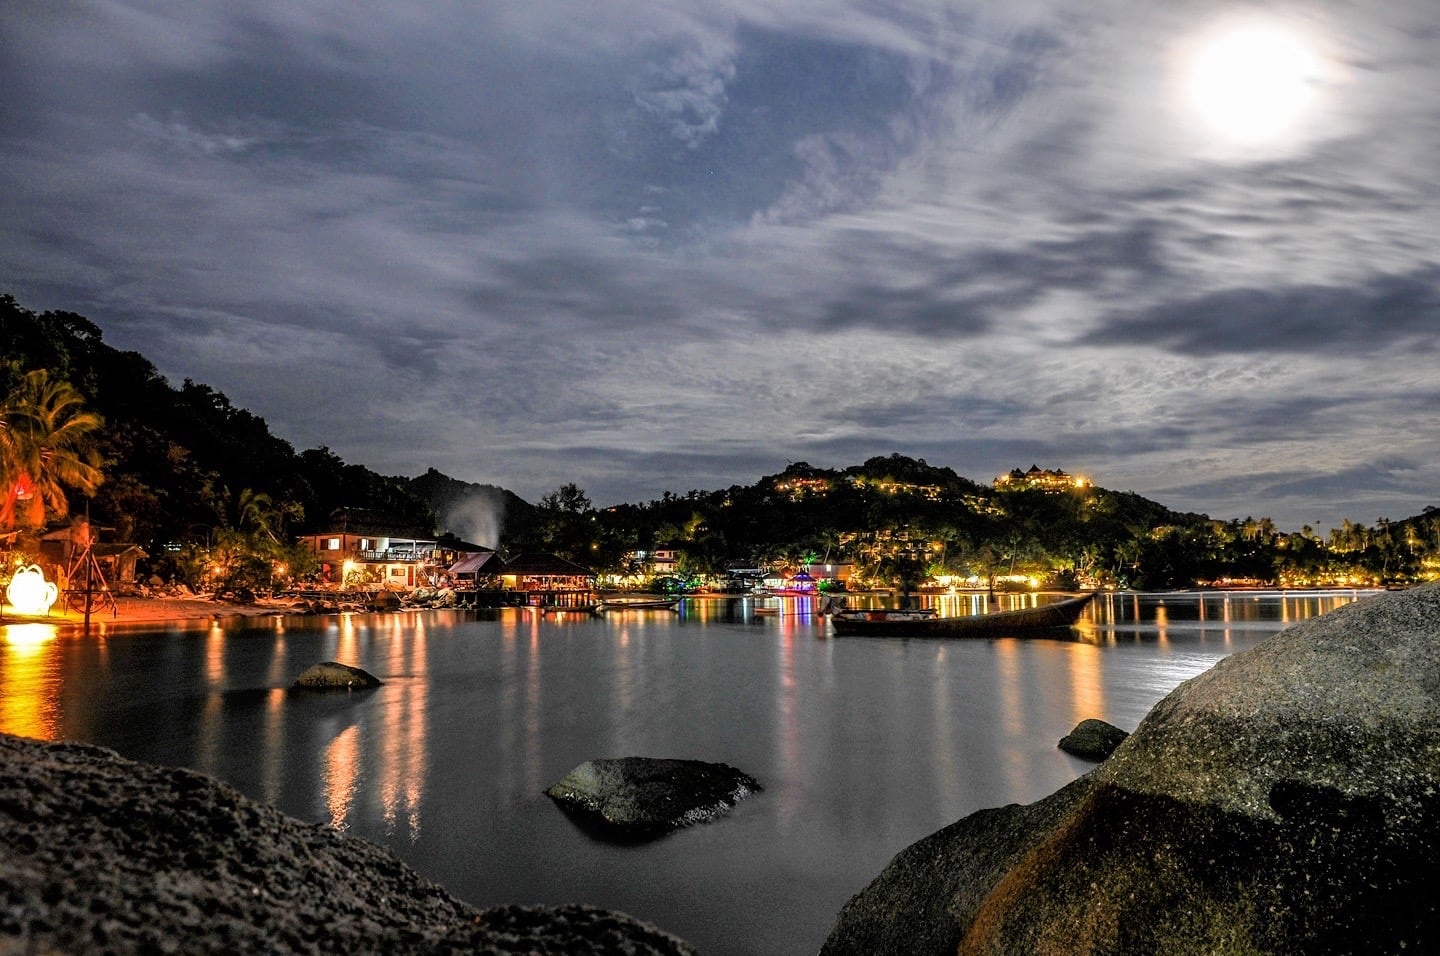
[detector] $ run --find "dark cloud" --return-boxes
[1088,267,1440,355]
[818,222,1167,336]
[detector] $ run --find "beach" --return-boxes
[1,594,296,630]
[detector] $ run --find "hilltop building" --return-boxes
[994,465,1091,493]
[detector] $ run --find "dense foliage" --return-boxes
[4,292,1437,591]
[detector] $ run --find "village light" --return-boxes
[6,564,59,616]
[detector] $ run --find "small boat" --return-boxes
[829,606,939,624]
[538,603,602,615]
[829,593,1095,637]
[597,597,681,612]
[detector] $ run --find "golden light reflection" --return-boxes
[1066,643,1106,725]
[324,723,362,830]
[261,687,286,806]
[378,621,428,842]
[0,625,62,740]
[204,623,226,687]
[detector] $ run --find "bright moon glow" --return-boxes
[1185,19,1320,145]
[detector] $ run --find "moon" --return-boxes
[1183,18,1322,146]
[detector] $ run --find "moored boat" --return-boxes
[829,607,938,624]
[537,603,602,615]
[597,597,682,612]
[829,593,1095,637]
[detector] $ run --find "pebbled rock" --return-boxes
[1057,718,1129,761]
[546,757,761,835]
[293,661,382,689]
[0,733,694,955]
[823,584,1440,955]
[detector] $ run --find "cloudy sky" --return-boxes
[3,1,1437,531]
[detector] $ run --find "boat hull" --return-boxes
[829,593,1095,637]
[597,598,681,612]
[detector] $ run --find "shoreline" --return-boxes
[0,595,300,632]
[1,585,1390,634]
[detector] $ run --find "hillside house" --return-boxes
[296,509,441,589]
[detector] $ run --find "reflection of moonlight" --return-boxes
[1184,18,1321,145]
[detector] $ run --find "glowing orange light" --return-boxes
[6,565,58,616]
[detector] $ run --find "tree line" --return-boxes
[3,293,1436,594]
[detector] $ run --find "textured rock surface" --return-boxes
[293,660,383,689]
[0,733,695,954]
[1057,718,1129,761]
[546,757,761,834]
[824,584,1440,955]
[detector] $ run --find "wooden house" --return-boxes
[500,553,596,594]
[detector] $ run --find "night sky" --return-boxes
[3,2,1437,530]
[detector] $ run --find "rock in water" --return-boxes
[0,733,695,954]
[546,757,761,835]
[823,584,1440,955]
[1057,718,1129,760]
[293,661,382,689]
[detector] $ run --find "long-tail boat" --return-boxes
[597,597,682,612]
[829,592,1095,637]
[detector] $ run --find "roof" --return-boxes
[449,552,502,575]
[502,553,595,576]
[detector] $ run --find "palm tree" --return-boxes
[0,369,104,532]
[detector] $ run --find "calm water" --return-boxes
[0,590,1373,954]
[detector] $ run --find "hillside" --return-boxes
[5,292,1435,590]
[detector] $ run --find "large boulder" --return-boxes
[823,584,1440,955]
[0,733,694,954]
[546,757,761,836]
[293,661,382,689]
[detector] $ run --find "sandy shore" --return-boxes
[1,594,301,630]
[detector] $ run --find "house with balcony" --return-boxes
[296,509,441,589]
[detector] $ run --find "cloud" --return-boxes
[631,37,738,151]
[1086,267,1440,355]
[3,0,1440,532]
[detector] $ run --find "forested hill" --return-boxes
[2,294,438,549]
[8,292,1435,589]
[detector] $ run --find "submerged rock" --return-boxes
[0,733,695,954]
[293,661,382,689]
[546,757,761,835]
[1057,718,1129,761]
[824,584,1440,955]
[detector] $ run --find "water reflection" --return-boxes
[1,590,1390,956]
[1067,643,1105,723]
[325,723,362,830]
[378,618,428,841]
[0,624,63,740]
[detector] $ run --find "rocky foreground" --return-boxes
[0,734,694,954]
[823,583,1440,955]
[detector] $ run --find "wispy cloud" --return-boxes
[2,0,1438,528]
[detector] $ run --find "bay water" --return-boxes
[0,590,1372,954]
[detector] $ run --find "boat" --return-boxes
[829,606,938,624]
[597,597,681,612]
[829,593,1095,637]
[537,603,602,616]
